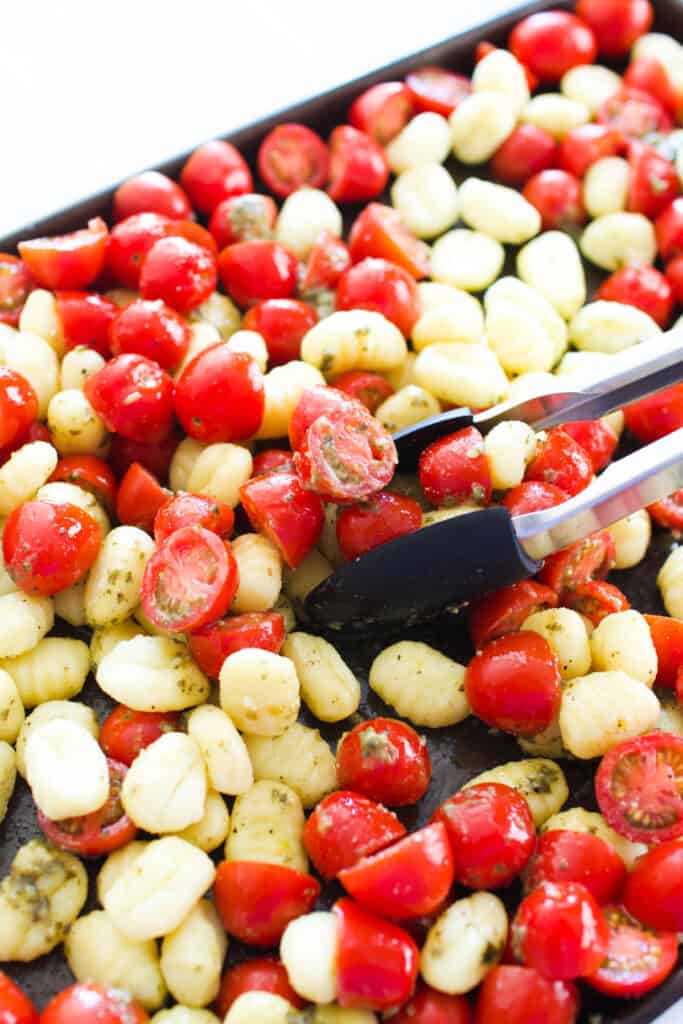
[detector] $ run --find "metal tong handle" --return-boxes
[515,427,683,560]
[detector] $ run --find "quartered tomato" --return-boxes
[648,489,683,533]
[188,612,285,678]
[19,217,108,290]
[644,614,683,687]
[538,530,616,594]
[522,170,586,232]
[348,203,430,280]
[468,579,559,650]
[597,87,672,137]
[180,139,253,214]
[0,253,34,326]
[623,839,683,932]
[139,235,216,314]
[336,718,431,806]
[0,367,38,450]
[523,829,626,904]
[154,492,234,543]
[526,428,594,497]
[55,290,118,357]
[419,426,492,508]
[585,905,677,999]
[208,193,278,249]
[562,580,630,626]
[336,491,422,560]
[404,66,471,116]
[509,11,597,82]
[215,959,305,1018]
[242,298,318,365]
[299,230,352,298]
[327,125,390,204]
[258,123,329,198]
[349,82,414,145]
[336,257,420,336]
[218,239,298,308]
[561,419,618,473]
[288,384,356,451]
[503,480,568,518]
[303,789,406,880]
[37,758,136,857]
[576,0,654,58]
[115,462,169,532]
[113,170,192,221]
[0,972,37,1024]
[109,297,191,370]
[393,983,473,1024]
[332,370,394,413]
[100,706,180,766]
[175,344,264,442]
[214,860,320,946]
[140,525,239,633]
[85,353,175,443]
[240,470,325,568]
[492,125,558,188]
[558,124,624,180]
[475,966,579,1024]
[40,984,148,1024]
[106,212,173,288]
[624,382,683,442]
[3,500,100,596]
[511,881,608,980]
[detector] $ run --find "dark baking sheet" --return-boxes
[2,1,683,1020]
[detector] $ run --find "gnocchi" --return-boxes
[282,631,360,722]
[459,178,541,245]
[85,526,155,627]
[1,636,90,708]
[369,640,469,728]
[463,759,568,826]
[245,722,337,808]
[219,648,300,736]
[430,229,505,292]
[590,610,658,688]
[121,732,207,833]
[224,779,307,872]
[160,899,227,1007]
[421,892,508,994]
[559,671,660,759]
[390,164,459,239]
[97,635,210,711]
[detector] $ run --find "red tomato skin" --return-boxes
[303,789,406,880]
[218,239,298,308]
[523,830,626,904]
[558,125,624,180]
[525,428,594,497]
[0,254,35,325]
[56,291,118,358]
[419,426,492,508]
[468,579,559,651]
[623,840,683,932]
[561,419,619,473]
[465,631,561,737]
[242,298,318,365]
[106,212,173,288]
[0,971,38,1024]
[522,170,585,231]
[336,718,431,807]
[627,143,680,221]
[85,353,175,444]
[585,904,678,999]
[537,530,616,594]
[339,822,455,919]
[175,345,264,442]
[180,140,253,214]
[100,706,180,766]
[404,67,472,117]
[336,491,422,560]
[113,171,192,221]
[328,125,390,203]
[139,236,216,314]
[240,470,325,568]
[109,298,191,370]
[576,0,653,58]
[648,490,683,533]
[332,371,394,414]
[336,258,420,336]
[349,82,414,145]
[300,231,352,299]
[434,783,535,890]
[115,463,169,532]
[50,455,117,512]
[288,385,356,451]
[257,123,329,198]
[597,87,672,137]
[511,881,608,980]
[252,449,295,477]
[214,860,320,946]
[0,422,50,467]
[188,612,285,678]
[215,959,305,1018]
[624,382,683,442]
[665,254,683,303]
[503,480,568,518]
[19,217,108,291]
[109,431,180,484]
[392,983,473,1024]
[154,492,234,543]
[562,580,630,627]
[348,203,430,280]
[491,125,559,187]
[334,898,419,1012]
[597,266,673,330]
[509,12,597,82]
[645,614,683,687]
[3,500,100,596]
[0,367,38,450]
[208,193,278,249]
[40,983,148,1024]
[625,55,680,116]
[474,966,579,1024]
[657,198,683,261]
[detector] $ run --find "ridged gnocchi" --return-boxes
[559,671,660,759]
[224,780,307,872]
[219,649,300,736]
[97,635,210,711]
[245,722,337,808]
[282,632,360,722]
[369,640,469,728]
[1,637,90,708]
[421,892,507,994]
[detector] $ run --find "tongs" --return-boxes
[305,329,683,630]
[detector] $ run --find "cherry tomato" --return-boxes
[208,193,278,249]
[665,253,683,303]
[215,959,305,1018]
[175,345,264,443]
[560,419,618,473]
[334,898,419,1011]
[624,382,683,442]
[336,491,422,560]
[656,198,683,261]
[336,718,431,807]
[576,0,653,58]
[623,839,683,932]
[648,489,683,533]
[49,455,116,512]
[585,904,677,999]
[0,367,38,450]
[419,426,492,508]
[56,291,118,357]
[627,142,680,221]
[188,611,285,678]
[525,428,594,497]
[598,265,673,330]
[106,212,173,288]
[0,972,37,1024]
[538,530,616,594]
[524,829,626,904]
[339,822,454,919]
[100,705,180,766]
[40,984,148,1024]
[348,203,430,280]
[393,983,472,1024]
[0,421,50,469]
[474,966,579,1024]
[434,782,535,889]
[349,82,414,145]
[3,500,100,596]
[258,123,329,198]
[218,239,298,308]
[164,218,217,256]
[624,56,680,118]
[139,236,216,314]
[522,170,585,232]
[596,731,683,845]
[115,463,169,532]
[85,353,175,443]
[503,480,568,518]
[491,125,558,187]
[644,614,683,687]
[180,139,253,214]
[109,297,191,370]
[240,470,325,568]
[562,579,630,626]
[18,217,108,290]
[509,12,597,83]
[476,41,539,91]
[214,860,320,946]
[597,87,672,137]
[404,66,471,116]
[332,370,394,413]
[288,384,356,451]
[109,430,180,483]
[0,254,34,326]
[242,298,318,365]
[252,449,295,477]
[511,881,608,980]
[558,124,624,180]
[141,525,239,633]
[154,492,234,543]
[299,230,352,298]
[336,257,420,336]
[113,170,192,221]
[303,789,406,880]
[468,580,559,650]
[294,404,397,503]
[327,125,390,203]
[465,631,561,736]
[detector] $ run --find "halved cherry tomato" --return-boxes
[561,419,619,473]
[585,904,677,999]
[37,758,136,857]
[511,881,608,980]
[348,203,430,280]
[175,344,264,442]
[214,860,320,946]
[334,898,419,1011]
[393,983,473,1024]
[41,984,148,1024]
[109,297,191,370]
[106,212,173,288]
[656,197,683,261]
[240,470,325,568]
[113,170,192,221]
[468,580,559,650]
[503,480,568,518]
[648,489,683,533]
[538,530,616,594]
[623,839,683,931]
[558,124,624,180]
[0,253,34,326]
[139,236,216,314]
[215,959,305,1018]
[3,500,100,596]
[299,230,352,298]
[85,353,175,443]
[627,142,680,221]
[19,217,108,290]
[327,125,389,203]
[332,370,394,413]
[251,449,295,477]
[523,829,626,904]
[0,971,38,1024]
[525,428,593,497]
[180,140,253,214]
[100,706,180,766]
[242,298,318,365]
[303,789,406,880]
[596,732,683,844]
[404,66,471,116]
[644,614,683,687]
[208,193,277,249]
[336,718,430,807]
[109,430,180,484]
[419,426,492,508]
[188,611,285,678]
[509,11,597,83]
[154,492,234,543]
[0,367,38,450]
[349,82,414,145]
[576,0,654,58]
[562,579,630,626]
[140,525,239,633]
[258,123,329,198]
[522,170,585,232]
[56,291,118,357]
[336,491,422,560]
[218,239,298,308]
[596,265,673,330]
[434,782,535,890]
[491,125,558,188]
[288,385,356,451]
[474,966,579,1024]
[624,382,683,442]
[115,463,169,532]
[336,257,419,336]
[597,87,672,137]
[476,41,539,91]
